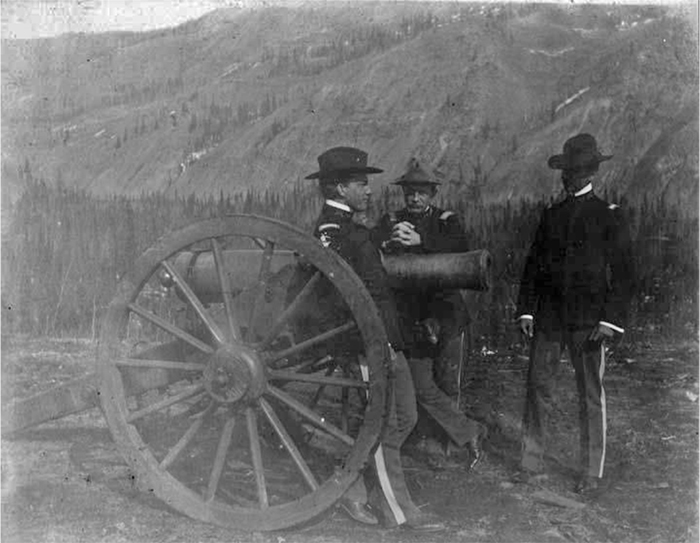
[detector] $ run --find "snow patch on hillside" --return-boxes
[555,87,590,113]
[528,47,574,57]
[179,147,213,175]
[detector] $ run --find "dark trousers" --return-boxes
[346,350,422,526]
[521,329,607,479]
[408,356,480,447]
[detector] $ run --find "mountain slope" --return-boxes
[2,2,697,213]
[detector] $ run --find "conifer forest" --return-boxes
[3,172,696,349]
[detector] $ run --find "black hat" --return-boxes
[548,133,613,171]
[305,146,383,180]
[392,158,440,186]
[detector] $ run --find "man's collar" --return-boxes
[574,183,593,197]
[325,199,352,213]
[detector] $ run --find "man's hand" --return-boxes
[519,317,534,338]
[391,221,422,246]
[417,318,440,345]
[589,323,615,342]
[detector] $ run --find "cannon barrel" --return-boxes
[166,249,491,303]
[166,249,297,304]
[382,250,491,291]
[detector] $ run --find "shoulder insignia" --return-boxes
[439,211,455,220]
[317,223,340,248]
[608,203,619,210]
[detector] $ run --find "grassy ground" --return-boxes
[1,334,697,543]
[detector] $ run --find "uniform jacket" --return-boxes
[516,191,634,333]
[313,201,405,350]
[372,206,470,348]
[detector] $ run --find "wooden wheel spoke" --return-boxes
[161,260,227,345]
[128,303,214,355]
[160,403,214,470]
[126,384,205,423]
[308,364,336,411]
[267,369,366,389]
[115,358,205,372]
[266,385,354,447]
[258,271,322,350]
[245,407,269,509]
[274,354,333,372]
[270,322,356,363]
[341,387,350,434]
[211,237,242,342]
[204,416,236,502]
[244,240,275,342]
[259,398,319,491]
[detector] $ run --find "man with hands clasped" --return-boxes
[373,159,485,471]
[377,159,471,255]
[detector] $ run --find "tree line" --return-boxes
[2,178,697,348]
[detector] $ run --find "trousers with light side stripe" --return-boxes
[344,349,422,526]
[521,329,607,479]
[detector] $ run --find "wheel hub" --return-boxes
[203,345,265,403]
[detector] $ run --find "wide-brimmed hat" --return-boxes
[392,158,440,187]
[305,146,383,180]
[547,134,613,171]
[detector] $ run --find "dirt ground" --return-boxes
[1,334,698,543]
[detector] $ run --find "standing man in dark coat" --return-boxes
[515,134,634,494]
[373,159,484,470]
[305,146,445,532]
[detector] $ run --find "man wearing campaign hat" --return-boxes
[375,158,469,255]
[304,146,445,532]
[372,158,485,471]
[515,134,635,494]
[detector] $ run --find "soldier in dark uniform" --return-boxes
[372,158,484,470]
[305,146,445,532]
[515,134,634,494]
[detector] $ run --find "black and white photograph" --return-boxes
[1,1,697,541]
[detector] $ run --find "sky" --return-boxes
[1,0,241,39]
[1,0,692,40]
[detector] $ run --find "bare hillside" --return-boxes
[2,2,697,212]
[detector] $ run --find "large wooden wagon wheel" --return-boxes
[96,215,392,531]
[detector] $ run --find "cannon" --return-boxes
[3,215,491,531]
[163,246,491,302]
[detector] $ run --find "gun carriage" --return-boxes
[3,215,491,531]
